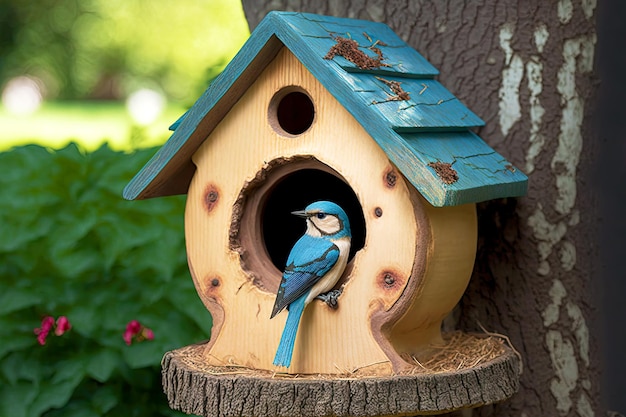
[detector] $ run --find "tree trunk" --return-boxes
[241,1,601,416]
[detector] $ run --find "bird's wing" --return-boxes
[270,235,339,318]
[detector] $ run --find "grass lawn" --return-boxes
[0,101,187,152]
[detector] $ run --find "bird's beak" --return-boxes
[291,210,308,218]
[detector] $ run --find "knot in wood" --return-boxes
[374,207,383,217]
[385,169,397,188]
[211,278,220,287]
[204,185,220,213]
[378,270,401,290]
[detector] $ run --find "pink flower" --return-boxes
[40,316,55,332]
[34,316,56,345]
[123,328,134,346]
[55,316,71,336]
[141,327,154,341]
[36,330,49,346]
[124,320,153,345]
[127,320,141,334]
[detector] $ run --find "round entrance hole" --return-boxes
[269,88,315,136]
[230,158,366,293]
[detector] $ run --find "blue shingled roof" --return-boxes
[124,11,527,206]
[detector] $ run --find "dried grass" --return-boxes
[402,332,508,375]
[172,331,517,381]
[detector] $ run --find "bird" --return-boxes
[270,200,352,368]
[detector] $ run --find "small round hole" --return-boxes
[270,89,315,136]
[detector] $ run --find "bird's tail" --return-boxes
[273,296,306,368]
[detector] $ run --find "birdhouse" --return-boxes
[124,11,527,416]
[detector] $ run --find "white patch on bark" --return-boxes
[553,34,597,215]
[543,280,593,416]
[499,23,515,64]
[543,279,567,326]
[498,24,523,137]
[525,24,550,173]
[581,0,597,20]
[579,34,597,72]
[525,58,545,173]
[534,24,549,53]
[543,283,594,417]
[435,16,447,34]
[546,330,579,414]
[528,205,568,275]
[559,240,577,271]
[542,290,593,416]
[577,392,594,417]
[558,0,574,24]
[567,301,590,366]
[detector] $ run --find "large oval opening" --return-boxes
[230,157,366,293]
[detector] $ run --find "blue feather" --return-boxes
[273,295,306,367]
[271,237,339,318]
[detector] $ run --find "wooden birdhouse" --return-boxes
[124,11,527,416]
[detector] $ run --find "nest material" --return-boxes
[428,161,459,184]
[324,36,389,70]
[172,332,513,380]
[403,331,509,374]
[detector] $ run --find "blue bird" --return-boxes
[271,200,352,368]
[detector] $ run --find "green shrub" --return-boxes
[0,143,211,417]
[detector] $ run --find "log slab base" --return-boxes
[161,337,520,417]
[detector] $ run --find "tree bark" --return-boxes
[162,342,520,417]
[241,1,601,416]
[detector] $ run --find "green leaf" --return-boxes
[45,400,100,417]
[0,381,37,417]
[91,384,119,414]
[165,280,213,335]
[0,319,35,360]
[122,340,164,369]
[0,288,42,315]
[1,351,41,384]
[65,304,98,338]
[51,358,86,385]
[30,373,84,417]
[86,349,120,383]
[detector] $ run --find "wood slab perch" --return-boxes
[162,333,521,417]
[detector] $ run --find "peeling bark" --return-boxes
[240,2,601,416]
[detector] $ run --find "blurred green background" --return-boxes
[0,0,249,151]
[0,1,249,416]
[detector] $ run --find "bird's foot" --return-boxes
[316,289,342,309]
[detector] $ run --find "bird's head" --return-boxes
[292,200,351,239]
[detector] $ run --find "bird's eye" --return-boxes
[316,212,326,219]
